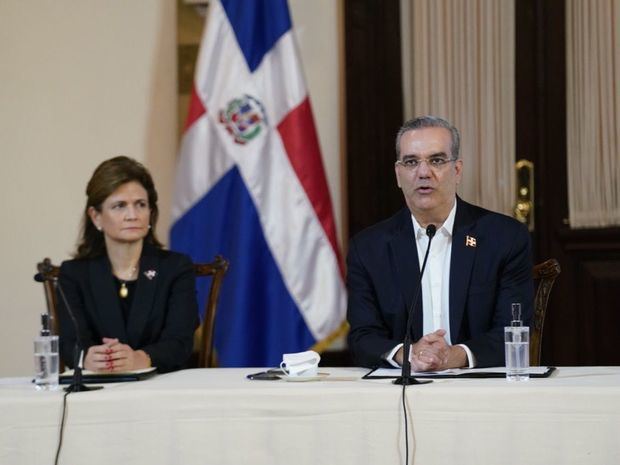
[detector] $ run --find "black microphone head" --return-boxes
[34,272,57,283]
[426,224,437,238]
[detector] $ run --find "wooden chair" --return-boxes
[530,258,561,366]
[36,258,61,335]
[193,255,229,368]
[36,255,230,369]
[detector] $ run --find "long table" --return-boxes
[1,367,619,465]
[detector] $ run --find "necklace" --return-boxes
[119,281,130,299]
[118,265,137,299]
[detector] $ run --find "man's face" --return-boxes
[394,127,462,225]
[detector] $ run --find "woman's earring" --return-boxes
[148,224,152,229]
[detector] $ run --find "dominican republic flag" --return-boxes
[170,0,346,367]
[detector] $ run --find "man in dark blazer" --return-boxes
[347,116,533,370]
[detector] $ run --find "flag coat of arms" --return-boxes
[170,0,346,366]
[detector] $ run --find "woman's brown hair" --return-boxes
[75,156,163,259]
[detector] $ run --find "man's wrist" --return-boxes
[455,344,475,368]
[449,345,467,368]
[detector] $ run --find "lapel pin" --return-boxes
[465,235,477,247]
[144,270,157,280]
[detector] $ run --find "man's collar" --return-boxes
[411,200,457,238]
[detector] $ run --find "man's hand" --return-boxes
[394,329,468,372]
[410,329,448,371]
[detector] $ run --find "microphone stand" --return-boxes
[34,267,102,392]
[53,279,102,392]
[393,224,436,386]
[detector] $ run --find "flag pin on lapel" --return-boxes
[144,270,157,280]
[465,235,477,247]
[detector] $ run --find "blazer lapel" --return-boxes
[125,247,159,348]
[88,257,128,343]
[389,210,423,341]
[449,198,477,343]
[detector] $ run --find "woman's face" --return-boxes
[89,181,151,246]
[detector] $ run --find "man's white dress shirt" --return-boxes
[386,201,475,368]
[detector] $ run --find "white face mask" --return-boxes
[280,350,321,377]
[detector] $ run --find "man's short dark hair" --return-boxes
[395,115,461,159]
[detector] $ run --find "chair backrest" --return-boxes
[193,255,229,368]
[530,258,561,366]
[36,255,230,369]
[36,258,61,335]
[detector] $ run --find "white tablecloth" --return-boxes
[1,367,619,465]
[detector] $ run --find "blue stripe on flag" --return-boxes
[170,167,316,367]
[221,0,292,72]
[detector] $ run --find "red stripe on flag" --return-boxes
[183,84,207,132]
[277,98,344,277]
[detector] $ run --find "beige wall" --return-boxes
[0,1,342,375]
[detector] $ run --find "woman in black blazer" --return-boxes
[58,156,198,373]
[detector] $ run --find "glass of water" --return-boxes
[504,325,529,382]
[34,335,59,390]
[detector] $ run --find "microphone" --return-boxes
[393,223,437,386]
[34,269,102,392]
